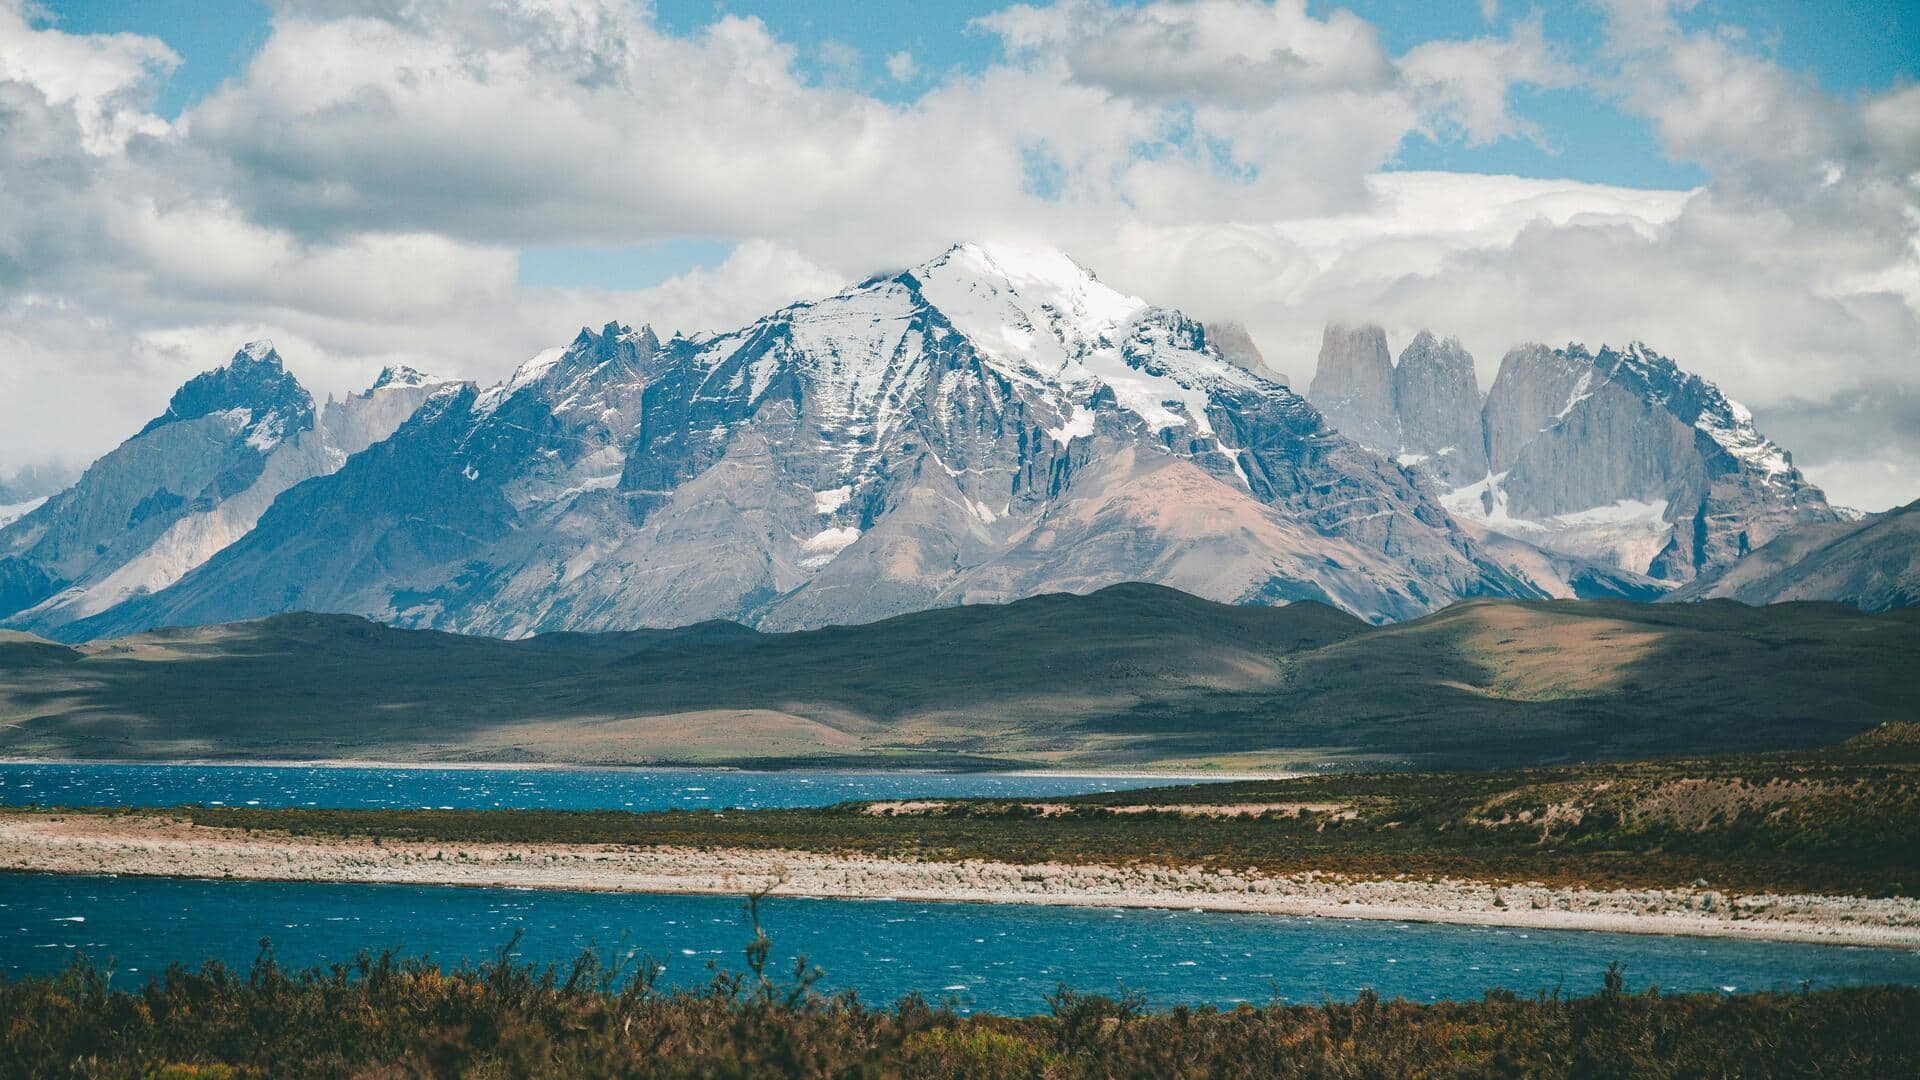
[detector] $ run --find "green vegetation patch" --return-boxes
[2,943,1916,1078]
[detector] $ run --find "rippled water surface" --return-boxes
[5,875,1918,1013]
[0,762,1181,811]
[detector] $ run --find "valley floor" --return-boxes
[4,812,1915,948]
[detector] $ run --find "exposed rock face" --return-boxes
[0,344,445,634]
[1204,321,1288,385]
[1304,325,1487,489]
[1667,499,1918,611]
[61,244,1548,641]
[1307,324,1399,452]
[1481,343,1596,476]
[1448,342,1836,582]
[1299,326,1839,586]
[1392,331,1485,488]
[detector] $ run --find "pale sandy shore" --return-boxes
[4,814,1915,949]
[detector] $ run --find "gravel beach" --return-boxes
[4,813,1914,948]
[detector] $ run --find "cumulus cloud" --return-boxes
[981,0,1394,105]
[0,0,1914,510]
[0,2,175,152]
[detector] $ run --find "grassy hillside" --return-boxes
[0,584,1914,770]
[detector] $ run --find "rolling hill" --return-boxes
[1,584,1913,770]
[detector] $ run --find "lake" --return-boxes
[0,762,1184,811]
[5,874,1918,1013]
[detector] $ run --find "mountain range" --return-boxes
[0,242,1905,642]
[0,347,444,634]
[1307,326,1839,584]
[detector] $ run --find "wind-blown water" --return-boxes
[4,875,1918,1013]
[0,763,1181,812]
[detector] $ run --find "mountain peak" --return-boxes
[1588,340,1802,483]
[369,364,440,391]
[473,320,662,419]
[1308,323,1398,452]
[929,240,1102,285]
[908,241,1147,366]
[236,339,280,365]
[136,343,315,442]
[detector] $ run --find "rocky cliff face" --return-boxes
[1303,326,1838,586]
[1204,321,1288,385]
[1448,342,1836,582]
[1391,331,1485,488]
[1306,324,1399,452]
[1665,499,1917,611]
[0,345,445,634]
[61,243,1548,641]
[1481,343,1595,477]
[1304,326,1486,489]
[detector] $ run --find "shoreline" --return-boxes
[4,813,1914,950]
[0,757,1277,781]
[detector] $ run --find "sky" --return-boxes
[1,0,1916,510]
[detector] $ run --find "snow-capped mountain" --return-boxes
[1463,341,1835,582]
[55,243,1556,641]
[0,344,447,634]
[1307,327,1836,584]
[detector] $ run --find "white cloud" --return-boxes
[1400,16,1571,145]
[0,0,1913,513]
[981,0,1394,105]
[0,1,175,152]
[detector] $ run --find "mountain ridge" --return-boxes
[42,243,1553,641]
[0,343,449,636]
[5,242,1888,643]
[1668,500,1919,611]
[1307,327,1838,584]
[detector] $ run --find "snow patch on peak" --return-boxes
[1695,395,1793,479]
[913,241,1254,446]
[473,347,567,417]
[916,241,1145,370]
[1596,341,1797,482]
[803,525,861,552]
[0,497,46,529]
[1047,406,1096,445]
[238,340,277,363]
[511,346,567,387]
[244,418,284,453]
[370,364,440,391]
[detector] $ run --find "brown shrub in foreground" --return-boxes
[2,936,1916,1079]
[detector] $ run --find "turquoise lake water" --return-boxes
[4,762,1916,1012]
[5,874,1919,1013]
[0,762,1179,811]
